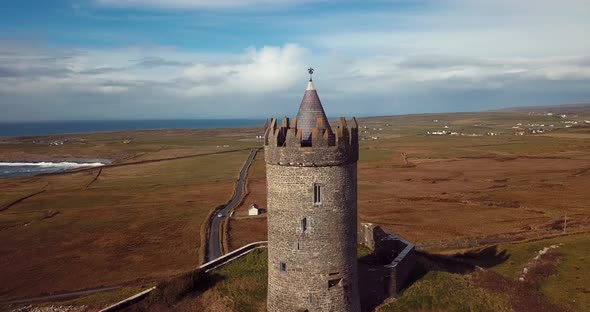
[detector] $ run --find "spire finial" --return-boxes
[308,67,314,81]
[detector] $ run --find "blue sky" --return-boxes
[0,0,589,121]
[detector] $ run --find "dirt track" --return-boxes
[0,190,46,212]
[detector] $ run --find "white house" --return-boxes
[248,204,261,216]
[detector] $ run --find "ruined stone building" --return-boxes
[264,74,360,312]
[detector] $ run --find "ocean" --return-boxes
[0,119,267,137]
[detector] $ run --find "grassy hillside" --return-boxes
[378,271,511,312]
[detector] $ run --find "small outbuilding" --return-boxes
[248,204,262,216]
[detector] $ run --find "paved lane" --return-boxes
[206,148,259,261]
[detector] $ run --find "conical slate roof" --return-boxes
[296,80,333,144]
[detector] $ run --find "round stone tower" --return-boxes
[264,75,360,312]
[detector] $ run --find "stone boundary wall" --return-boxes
[99,241,268,312]
[360,223,416,296]
[0,190,46,212]
[201,240,267,273]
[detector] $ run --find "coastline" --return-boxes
[0,119,267,138]
[0,152,113,164]
[0,160,109,178]
[0,126,266,178]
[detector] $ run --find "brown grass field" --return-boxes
[0,128,263,306]
[229,111,590,248]
[1,109,590,311]
[227,217,268,252]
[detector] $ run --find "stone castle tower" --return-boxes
[264,73,360,312]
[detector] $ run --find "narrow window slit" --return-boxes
[328,278,342,288]
[313,184,321,204]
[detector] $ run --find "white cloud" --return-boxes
[0,43,310,98]
[182,44,309,95]
[1,41,589,116]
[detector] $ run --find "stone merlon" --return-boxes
[264,116,359,167]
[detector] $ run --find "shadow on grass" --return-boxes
[454,245,511,268]
[359,245,510,311]
[122,270,226,312]
[411,245,510,282]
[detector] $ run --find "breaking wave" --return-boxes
[0,161,106,177]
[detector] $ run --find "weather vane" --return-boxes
[308,67,314,81]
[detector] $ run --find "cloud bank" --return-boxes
[0,0,589,121]
[2,41,589,121]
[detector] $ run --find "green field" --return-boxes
[378,271,512,312]
[491,234,590,311]
[211,248,268,312]
[174,233,589,312]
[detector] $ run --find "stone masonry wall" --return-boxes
[266,162,361,312]
[360,223,416,296]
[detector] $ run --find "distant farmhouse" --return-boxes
[248,204,262,216]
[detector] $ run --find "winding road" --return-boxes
[206,148,259,261]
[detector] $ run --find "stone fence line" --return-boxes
[99,241,268,312]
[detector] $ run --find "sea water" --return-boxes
[0,119,266,137]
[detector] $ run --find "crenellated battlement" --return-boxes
[264,116,359,167]
[264,116,358,148]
